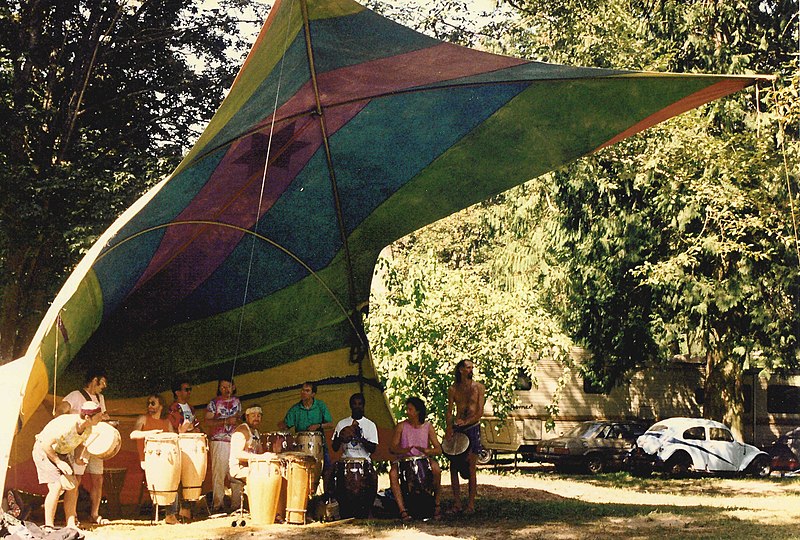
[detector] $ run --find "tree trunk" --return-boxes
[703,348,744,440]
[0,238,61,364]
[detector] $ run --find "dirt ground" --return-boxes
[62,468,800,540]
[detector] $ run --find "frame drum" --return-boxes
[178,433,208,500]
[144,433,181,505]
[84,422,122,460]
[247,454,284,525]
[283,452,316,524]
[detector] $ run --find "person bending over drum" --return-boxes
[229,406,265,484]
[388,396,443,521]
[130,394,188,524]
[32,401,104,532]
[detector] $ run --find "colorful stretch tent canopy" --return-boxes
[2,0,770,496]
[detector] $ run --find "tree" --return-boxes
[526,0,800,435]
[367,202,572,430]
[0,0,267,362]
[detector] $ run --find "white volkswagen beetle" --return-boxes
[626,417,771,478]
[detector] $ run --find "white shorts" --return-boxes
[72,455,103,476]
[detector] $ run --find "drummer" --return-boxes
[229,405,264,484]
[326,393,378,494]
[388,396,443,521]
[32,401,104,531]
[167,379,200,433]
[57,368,111,526]
[278,381,334,491]
[130,394,186,524]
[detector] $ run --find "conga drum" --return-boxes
[294,431,324,491]
[144,433,181,505]
[247,454,284,525]
[84,422,122,460]
[283,452,316,524]
[334,458,377,518]
[178,432,208,500]
[398,455,434,518]
[265,431,294,454]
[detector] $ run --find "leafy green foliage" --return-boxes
[0,0,267,361]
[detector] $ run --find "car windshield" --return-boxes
[562,422,605,439]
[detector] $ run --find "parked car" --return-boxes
[626,417,771,478]
[766,427,800,473]
[533,420,649,474]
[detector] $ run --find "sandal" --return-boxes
[399,509,412,522]
[90,515,110,525]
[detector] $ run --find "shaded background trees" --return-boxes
[367,0,799,434]
[0,0,267,361]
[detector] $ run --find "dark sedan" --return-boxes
[534,420,649,474]
[768,427,800,474]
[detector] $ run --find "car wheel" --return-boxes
[476,448,493,465]
[586,454,604,475]
[747,455,771,478]
[665,453,692,478]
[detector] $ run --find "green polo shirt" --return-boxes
[283,398,332,432]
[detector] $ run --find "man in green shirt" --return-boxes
[278,381,334,491]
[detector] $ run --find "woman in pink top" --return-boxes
[388,396,442,521]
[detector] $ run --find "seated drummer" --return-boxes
[326,393,379,494]
[129,394,185,524]
[229,405,265,484]
[388,396,443,521]
[278,381,334,491]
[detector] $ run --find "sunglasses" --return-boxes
[148,400,159,406]
[181,387,192,392]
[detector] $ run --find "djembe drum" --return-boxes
[84,422,122,460]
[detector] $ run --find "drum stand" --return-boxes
[230,477,246,527]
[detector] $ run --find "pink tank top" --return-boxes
[400,421,429,457]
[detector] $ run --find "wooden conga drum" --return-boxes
[294,431,324,492]
[178,432,208,500]
[144,433,181,505]
[247,454,284,525]
[334,457,377,518]
[84,422,122,460]
[283,452,316,524]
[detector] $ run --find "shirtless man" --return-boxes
[444,359,485,515]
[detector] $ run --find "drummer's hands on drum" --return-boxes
[339,425,356,443]
[178,419,192,433]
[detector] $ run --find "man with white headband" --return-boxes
[229,405,264,484]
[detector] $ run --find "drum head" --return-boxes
[442,432,469,457]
